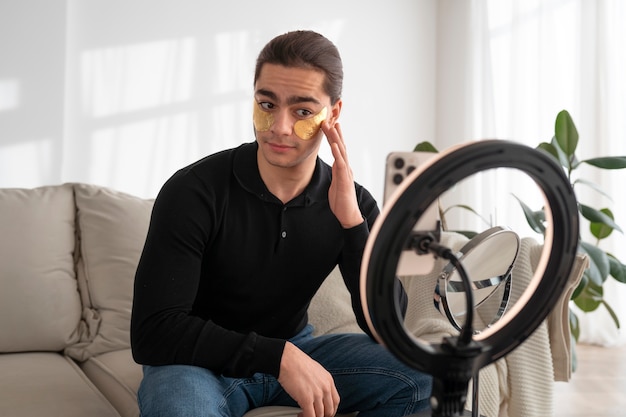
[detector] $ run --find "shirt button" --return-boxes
[281,231,287,238]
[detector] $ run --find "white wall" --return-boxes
[0,0,68,187]
[0,0,437,202]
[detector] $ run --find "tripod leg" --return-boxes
[471,372,479,417]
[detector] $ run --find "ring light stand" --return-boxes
[360,140,579,417]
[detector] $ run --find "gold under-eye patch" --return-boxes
[253,102,274,132]
[294,107,327,140]
[252,102,327,140]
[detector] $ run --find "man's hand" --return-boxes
[322,121,363,229]
[278,342,340,417]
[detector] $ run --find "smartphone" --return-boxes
[383,151,440,275]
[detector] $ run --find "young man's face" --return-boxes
[253,63,340,170]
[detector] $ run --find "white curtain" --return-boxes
[436,0,626,346]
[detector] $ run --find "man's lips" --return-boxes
[267,142,294,152]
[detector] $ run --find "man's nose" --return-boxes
[271,110,293,136]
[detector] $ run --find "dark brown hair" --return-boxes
[254,30,343,105]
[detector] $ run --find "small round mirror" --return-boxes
[434,226,520,332]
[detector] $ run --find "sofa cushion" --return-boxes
[308,266,363,336]
[80,349,142,417]
[0,184,81,352]
[0,352,121,417]
[65,183,153,361]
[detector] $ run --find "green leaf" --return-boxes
[573,281,602,312]
[511,194,546,234]
[569,153,582,170]
[590,208,615,240]
[549,136,571,168]
[442,204,492,227]
[536,142,560,162]
[413,141,439,153]
[580,204,623,233]
[572,178,612,201]
[608,254,626,284]
[579,241,611,285]
[601,299,621,329]
[554,110,579,157]
[571,274,587,300]
[583,156,626,169]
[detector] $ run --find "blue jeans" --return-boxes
[137,325,432,417]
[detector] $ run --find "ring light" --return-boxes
[360,140,579,416]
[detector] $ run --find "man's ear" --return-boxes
[329,99,343,126]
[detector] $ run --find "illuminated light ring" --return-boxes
[360,139,579,375]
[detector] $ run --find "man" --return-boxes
[131,30,432,417]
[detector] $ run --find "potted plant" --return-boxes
[415,110,626,342]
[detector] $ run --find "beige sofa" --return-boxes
[0,183,587,417]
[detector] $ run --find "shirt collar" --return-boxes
[233,142,330,207]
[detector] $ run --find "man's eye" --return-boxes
[259,102,274,110]
[296,109,312,117]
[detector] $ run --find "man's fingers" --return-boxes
[324,387,340,417]
[315,397,326,417]
[330,142,346,170]
[335,123,347,159]
[296,384,338,417]
[297,399,328,417]
[325,121,348,162]
[326,122,353,181]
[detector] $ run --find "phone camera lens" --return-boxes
[394,158,405,169]
[393,173,404,185]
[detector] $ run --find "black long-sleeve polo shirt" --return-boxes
[131,141,380,378]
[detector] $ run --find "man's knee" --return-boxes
[138,365,222,417]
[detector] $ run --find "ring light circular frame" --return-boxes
[360,139,580,376]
